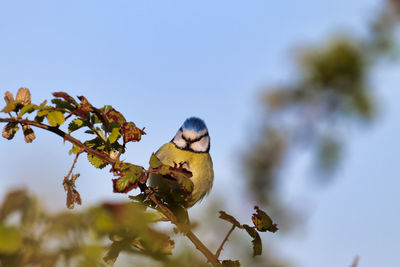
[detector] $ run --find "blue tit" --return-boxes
[149,117,214,208]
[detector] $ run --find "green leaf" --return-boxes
[1,100,21,113]
[113,165,144,193]
[219,211,242,228]
[251,206,278,233]
[108,127,121,144]
[51,98,75,111]
[87,154,107,169]
[149,153,163,168]
[243,224,262,257]
[69,145,80,155]
[47,110,65,126]
[34,115,45,123]
[84,137,104,148]
[18,103,36,117]
[38,100,47,109]
[68,119,85,133]
[0,224,22,254]
[37,109,50,117]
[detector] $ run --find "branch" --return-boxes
[0,116,221,266]
[65,151,81,179]
[0,117,116,165]
[139,184,221,266]
[215,225,236,259]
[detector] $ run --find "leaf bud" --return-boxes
[22,124,36,143]
[16,88,31,106]
[4,91,14,104]
[2,122,19,140]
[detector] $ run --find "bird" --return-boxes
[149,117,214,209]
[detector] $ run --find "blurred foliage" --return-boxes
[0,189,182,267]
[226,11,399,265]
[244,0,400,229]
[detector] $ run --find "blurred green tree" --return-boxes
[244,0,400,232]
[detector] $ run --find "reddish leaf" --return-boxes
[52,92,77,104]
[121,122,146,143]
[75,96,92,120]
[149,154,193,195]
[112,163,145,193]
[106,108,126,125]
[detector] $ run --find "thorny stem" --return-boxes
[65,151,81,180]
[0,117,221,266]
[0,118,117,165]
[215,224,236,259]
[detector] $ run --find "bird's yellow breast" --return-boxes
[150,142,214,207]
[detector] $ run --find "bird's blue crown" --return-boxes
[182,117,207,133]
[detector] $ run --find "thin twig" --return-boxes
[215,224,236,259]
[0,118,116,165]
[65,151,81,180]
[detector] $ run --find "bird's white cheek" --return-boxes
[173,136,187,149]
[190,136,209,152]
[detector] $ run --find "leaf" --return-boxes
[108,127,121,144]
[106,108,126,125]
[149,153,163,168]
[87,154,107,169]
[84,137,104,148]
[52,91,77,104]
[252,206,278,233]
[2,122,19,140]
[219,211,243,228]
[75,96,92,120]
[149,154,193,195]
[113,164,145,193]
[174,173,194,194]
[243,224,262,257]
[37,109,50,117]
[121,122,146,143]
[18,103,36,117]
[0,224,22,254]
[63,173,82,209]
[68,119,85,133]
[69,145,80,155]
[51,98,75,111]
[47,110,65,126]
[222,260,241,267]
[1,100,21,113]
[92,107,110,131]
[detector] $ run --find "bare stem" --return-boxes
[215,224,235,259]
[65,151,81,179]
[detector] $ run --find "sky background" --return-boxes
[0,0,399,266]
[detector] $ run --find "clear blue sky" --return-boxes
[1,0,398,266]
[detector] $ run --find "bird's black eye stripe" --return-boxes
[182,132,208,144]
